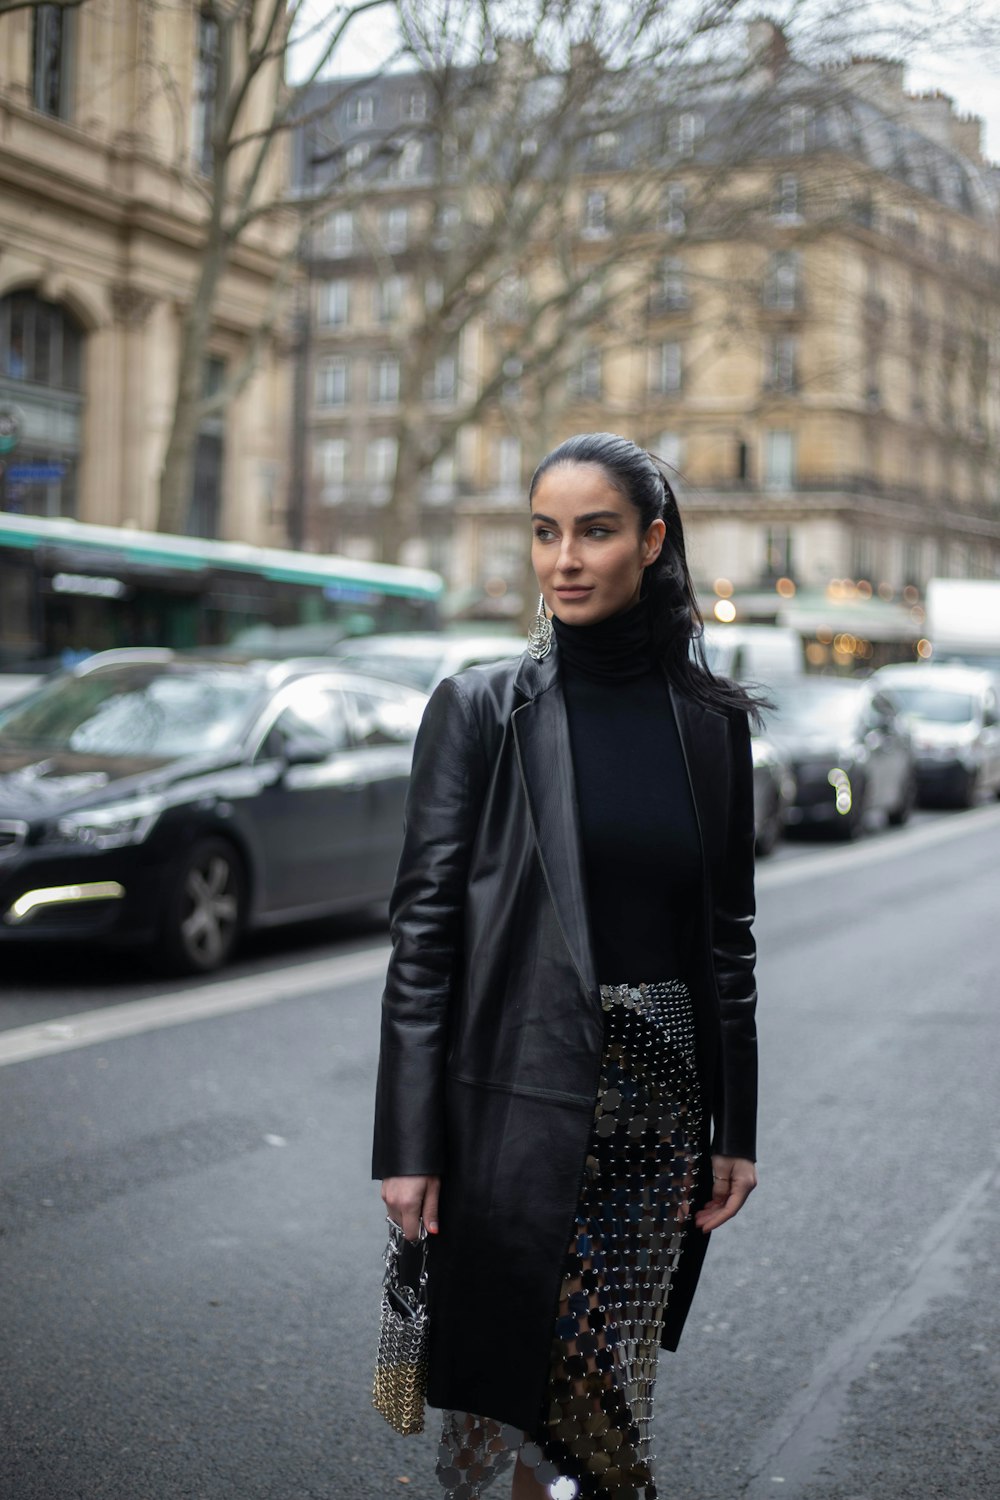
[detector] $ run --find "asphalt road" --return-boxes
[1,803,998,1500]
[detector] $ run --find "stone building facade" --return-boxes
[0,1,291,542]
[296,28,1000,623]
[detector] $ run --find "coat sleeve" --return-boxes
[371,677,488,1180]
[710,707,759,1161]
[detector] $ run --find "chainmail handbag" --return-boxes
[373,1218,430,1436]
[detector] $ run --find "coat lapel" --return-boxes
[511,649,598,996]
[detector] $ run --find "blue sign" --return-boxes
[6,463,66,483]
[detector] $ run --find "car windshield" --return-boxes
[766,683,861,734]
[881,686,976,724]
[0,666,263,757]
[334,649,443,692]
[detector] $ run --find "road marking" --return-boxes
[757,800,1000,890]
[0,946,389,1069]
[1,804,997,1068]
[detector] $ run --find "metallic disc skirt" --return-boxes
[436,978,702,1500]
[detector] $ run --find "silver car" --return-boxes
[331,632,526,693]
[872,663,1000,807]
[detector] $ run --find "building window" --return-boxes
[349,93,374,125]
[393,140,423,180]
[32,4,74,120]
[763,430,796,490]
[768,335,797,392]
[1,290,82,389]
[427,355,457,403]
[403,90,426,121]
[659,258,687,311]
[765,526,794,577]
[669,113,703,157]
[370,355,400,404]
[345,142,370,171]
[651,342,683,395]
[582,191,609,235]
[316,437,348,504]
[656,431,684,472]
[424,278,444,312]
[780,105,811,154]
[316,356,349,407]
[366,436,398,484]
[569,349,602,400]
[763,252,800,311]
[322,211,354,258]
[317,279,350,327]
[0,291,83,518]
[772,174,799,220]
[192,9,221,175]
[375,276,405,325]
[189,357,226,539]
[380,207,409,253]
[661,183,686,234]
[495,436,522,494]
[425,450,456,504]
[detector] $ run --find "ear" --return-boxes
[643,517,666,567]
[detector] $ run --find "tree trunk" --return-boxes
[156,232,229,534]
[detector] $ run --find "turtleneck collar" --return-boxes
[551,593,657,681]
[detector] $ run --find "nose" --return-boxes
[555,534,582,575]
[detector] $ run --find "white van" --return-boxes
[701,624,804,687]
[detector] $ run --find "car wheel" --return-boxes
[957,766,980,810]
[836,792,865,841]
[156,837,245,974]
[887,772,916,828]
[755,806,780,857]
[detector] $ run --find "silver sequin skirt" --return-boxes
[436,978,702,1500]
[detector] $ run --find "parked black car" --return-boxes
[0,650,428,972]
[763,678,916,838]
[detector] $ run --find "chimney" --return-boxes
[747,20,791,79]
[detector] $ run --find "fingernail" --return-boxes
[428,1222,439,1234]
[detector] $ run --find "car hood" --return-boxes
[905,717,975,746]
[0,748,237,821]
[764,726,856,759]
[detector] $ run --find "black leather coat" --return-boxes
[372,643,758,1431]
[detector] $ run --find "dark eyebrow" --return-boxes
[530,510,624,524]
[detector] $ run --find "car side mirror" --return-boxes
[283,736,332,766]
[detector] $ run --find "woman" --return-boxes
[373,433,762,1500]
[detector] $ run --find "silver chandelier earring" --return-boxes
[526,592,553,661]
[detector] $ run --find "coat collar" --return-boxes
[510,641,728,994]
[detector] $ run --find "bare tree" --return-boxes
[301,0,917,569]
[151,0,399,535]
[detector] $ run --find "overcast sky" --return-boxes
[292,4,1000,166]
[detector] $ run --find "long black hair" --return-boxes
[528,432,770,725]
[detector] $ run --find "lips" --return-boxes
[555,587,594,597]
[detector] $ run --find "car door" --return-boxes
[340,683,425,895]
[250,678,367,915]
[981,689,1000,789]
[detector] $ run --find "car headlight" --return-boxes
[45,796,163,850]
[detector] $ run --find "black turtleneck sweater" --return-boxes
[552,596,702,986]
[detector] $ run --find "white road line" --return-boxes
[2,804,997,1069]
[757,800,1000,890]
[0,946,389,1069]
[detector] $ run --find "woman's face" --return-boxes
[530,462,665,625]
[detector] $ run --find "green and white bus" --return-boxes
[0,512,443,693]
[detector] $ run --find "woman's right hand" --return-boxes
[381,1175,441,1241]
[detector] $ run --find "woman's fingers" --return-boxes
[423,1176,441,1235]
[693,1156,757,1234]
[380,1175,442,1240]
